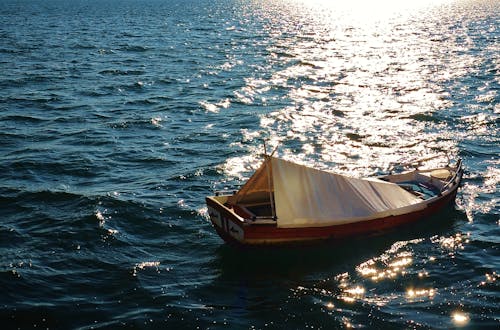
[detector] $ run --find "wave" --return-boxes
[118,45,150,53]
[98,69,145,76]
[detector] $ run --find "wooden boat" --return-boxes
[206,155,463,246]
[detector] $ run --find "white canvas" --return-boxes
[271,158,425,228]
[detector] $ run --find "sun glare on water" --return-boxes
[451,311,470,326]
[223,0,462,180]
[291,0,453,11]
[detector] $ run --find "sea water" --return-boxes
[0,0,498,328]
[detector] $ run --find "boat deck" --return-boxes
[398,181,440,199]
[246,203,273,217]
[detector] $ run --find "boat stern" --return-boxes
[205,195,246,244]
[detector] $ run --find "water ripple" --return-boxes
[0,0,498,328]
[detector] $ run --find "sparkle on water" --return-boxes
[218,2,498,327]
[1,0,497,328]
[222,0,469,181]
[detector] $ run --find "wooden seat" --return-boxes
[430,169,451,180]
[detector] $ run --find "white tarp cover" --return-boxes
[272,158,425,228]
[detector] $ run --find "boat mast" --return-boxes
[263,141,277,220]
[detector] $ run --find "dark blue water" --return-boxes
[1,0,498,328]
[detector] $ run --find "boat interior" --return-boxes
[212,191,276,222]
[381,167,456,200]
[230,191,276,222]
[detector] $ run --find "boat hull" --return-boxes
[206,160,463,246]
[206,189,458,246]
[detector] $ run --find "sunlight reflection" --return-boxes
[389,256,413,269]
[96,209,119,237]
[151,117,162,127]
[460,161,500,221]
[132,261,161,277]
[418,270,429,278]
[290,0,453,9]
[451,311,470,326]
[293,233,470,323]
[479,271,499,286]
[281,0,458,29]
[406,288,436,300]
[344,286,365,296]
[223,153,261,180]
[431,233,470,251]
[356,240,421,282]
[222,0,464,181]
[343,319,353,328]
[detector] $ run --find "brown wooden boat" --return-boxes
[206,155,463,246]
